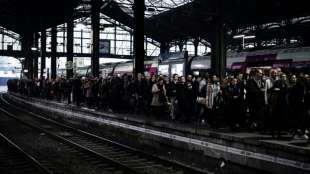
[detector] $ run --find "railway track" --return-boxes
[0,131,52,174]
[0,94,209,174]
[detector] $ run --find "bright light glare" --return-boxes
[75,23,87,30]
[244,35,256,39]
[194,64,204,68]
[233,35,245,39]
[31,47,38,51]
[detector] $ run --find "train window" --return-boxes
[158,65,169,76]
[171,64,184,76]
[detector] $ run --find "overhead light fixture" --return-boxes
[233,35,256,49]
[244,35,256,39]
[233,34,245,39]
[31,47,38,51]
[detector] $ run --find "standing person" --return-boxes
[198,78,213,126]
[144,75,153,115]
[64,78,72,104]
[246,69,266,130]
[196,75,207,124]
[166,74,179,120]
[270,73,290,138]
[92,77,100,109]
[110,74,124,113]
[237,73,247,128]
[303,74,310,141]
[176,76,187,122]
[98,77,109,110]
[226,78,242,130]
[72,76,82,106]
[289,75,306,139]
[210,75,221,127]
[151,78,167,119]
[134,73,148,115]
[193,76,202,117]
[264,69,279,130]
[186,75,197,122]
[84,78,93,107]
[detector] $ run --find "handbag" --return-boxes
[196,96,207,105]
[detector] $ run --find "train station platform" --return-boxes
[5,92,310,174]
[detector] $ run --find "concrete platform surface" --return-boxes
[6,93,310,174]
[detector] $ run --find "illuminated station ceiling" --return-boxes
[115,0,193,17]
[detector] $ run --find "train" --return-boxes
[76,46,310,77]
[0,57,21,86]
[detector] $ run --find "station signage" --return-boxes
[99,39,110,54]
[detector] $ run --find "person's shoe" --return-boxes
[303,134,309,140]
[293,134,300,140]
[235,124,240,129]
[292,134,307,140]
[201,119,205,125]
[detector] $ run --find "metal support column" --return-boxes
[178,41,184,52]
[211,0,226,80]
[193,39,199,57]
[63,28,66,52]
[21,32,33,79]
[81,30,83,54]
[114,25,117,54]
[1,33,4,50]
[40,27,46,80]
[133,0,145,76]
[130,32,133,55]
[145,37,148,56]
[160,42,169,60]
[51,27,57,80]
[67,10,74,79]
[33,33,39,79]
[91,0,101,77]
[285,19,291,44]
[255,26,262,49]
[184,51,189,77]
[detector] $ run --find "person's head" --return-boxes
[304,74,309,81]
[158,78,164,85]
[145,75,151,80]
[180,76,186,83]
[137,73,142,80]
[151,75,156,82]
[212,75,218,83]
[290,75,297,83]
[281,73,287,81]
[231,78,238,86]
[256,69,263,78]
[237,73,243,81]
[165,79,170,85]
[270,69,277,78]
[173,74,179,81]
[196,76,202,82]
[187,75,193,81]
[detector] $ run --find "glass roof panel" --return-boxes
[115,0,193,17]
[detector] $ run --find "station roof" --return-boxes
[98,0,310,43]
[0,0,80,34]
[0,0,310,44]
[114,0,194,18]
[144,0,310,42]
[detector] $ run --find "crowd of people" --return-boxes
[7,68,310,140]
